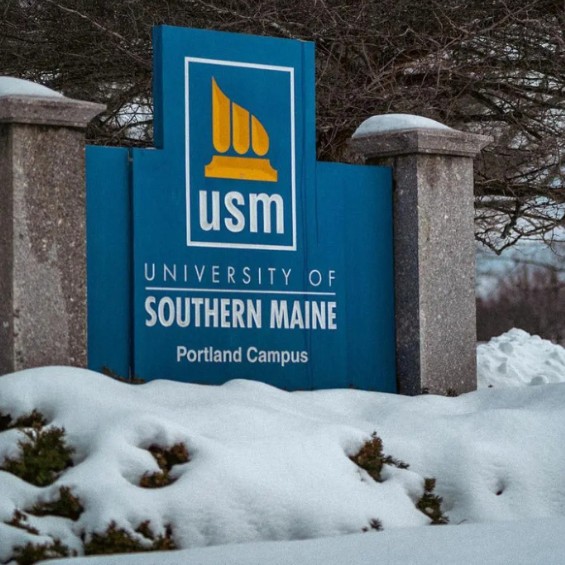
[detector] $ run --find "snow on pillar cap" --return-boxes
[352,114,451,138]
[350,113,491,159]
[0,76,105,128]
[0,76,63,98]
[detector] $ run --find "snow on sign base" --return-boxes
[86,25,395,390]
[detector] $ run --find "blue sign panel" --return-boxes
[86,25,396,392]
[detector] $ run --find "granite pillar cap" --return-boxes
[350,113,492,159]
[0,76,106,128]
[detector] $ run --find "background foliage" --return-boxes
[1,0,564,249]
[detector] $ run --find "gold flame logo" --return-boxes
[205,78,278,182]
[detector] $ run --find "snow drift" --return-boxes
[0,329,564,561]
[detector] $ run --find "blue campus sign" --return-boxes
[86,25,396,391]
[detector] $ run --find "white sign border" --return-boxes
[185,57,297,251]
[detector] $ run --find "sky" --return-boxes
[1,328,565,564]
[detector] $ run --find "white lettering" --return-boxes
[145,296,157,327]
[249,193,284,234]
[224,191,246,232]
[269,300,337,330]
[158,297,175,327]
[308,269,322,287]
[199,190,221,231]
[195,265,206,283]
[144,263,156,282]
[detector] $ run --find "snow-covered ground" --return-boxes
[1,329,565,564]
[478,328,565,387]
[50,518,565,565]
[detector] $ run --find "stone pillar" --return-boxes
[0,78,105,375]
[350,115,491,395]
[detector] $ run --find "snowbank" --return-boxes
[49,517,565,565]
[1,329,564,562]
[478,329,565,388]
[0,369,429,560]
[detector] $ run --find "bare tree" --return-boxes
[477,262,565,344]
[1,0,564,250]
